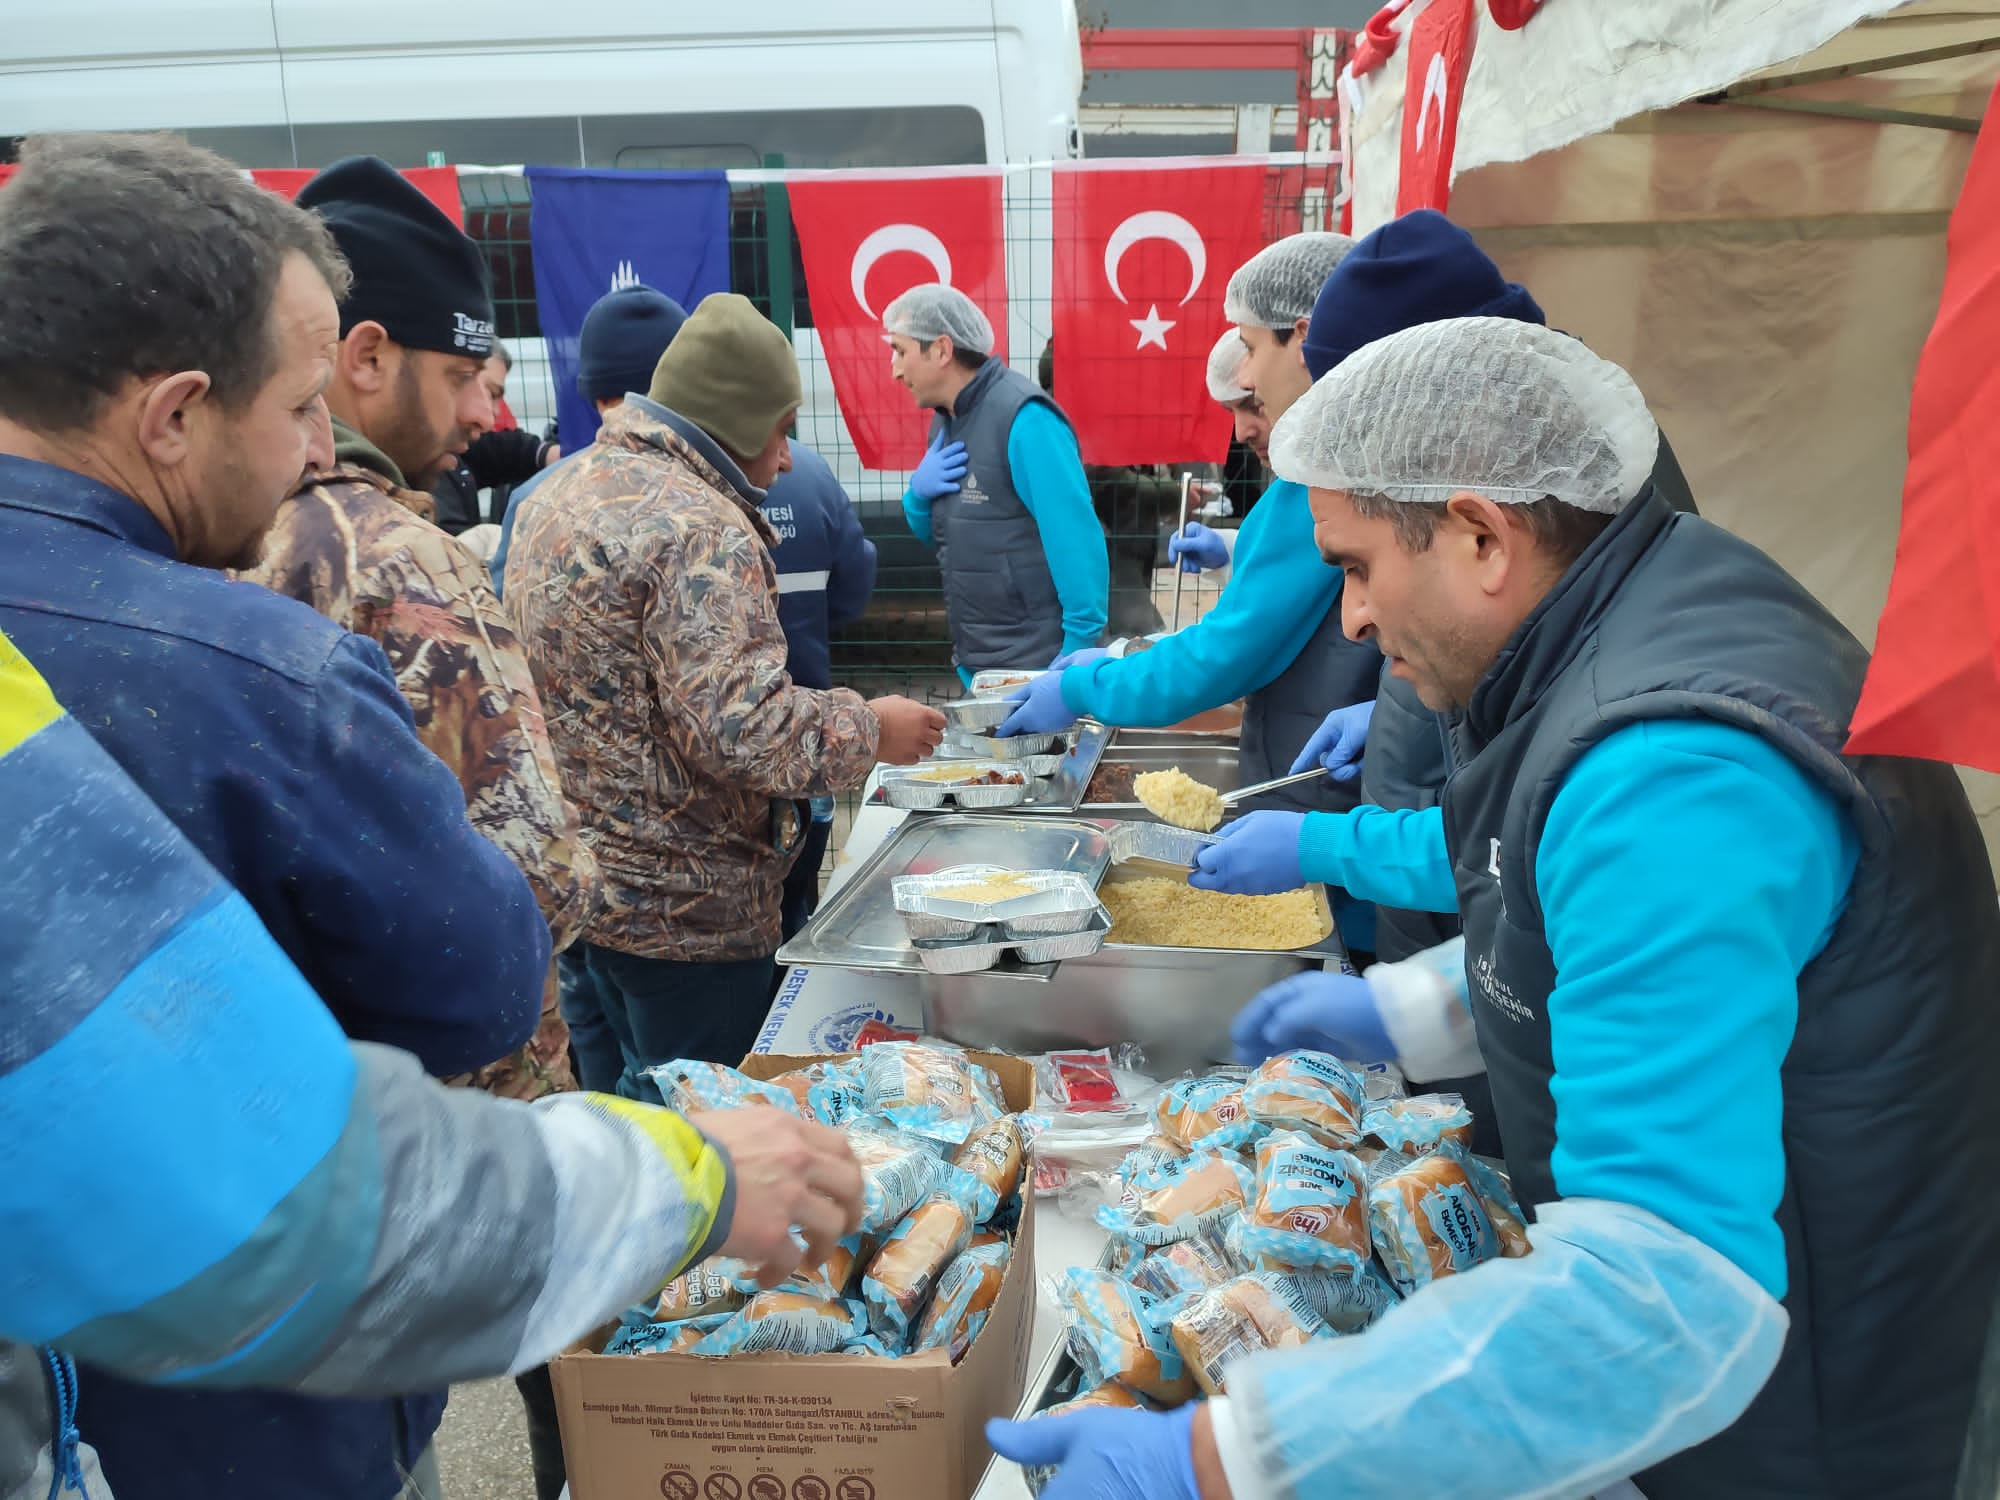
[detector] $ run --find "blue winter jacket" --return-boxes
[762,442,877,690]
[0,455,549,1500]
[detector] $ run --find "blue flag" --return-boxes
[526,167,732,449]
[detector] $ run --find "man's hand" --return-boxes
[986,1405,1207,1500]
[1230,971,1394,1065]
[1188,810,1308,895]
[868,696,947,764]
[1167,521,1230,574]
[1289,701,1374,780]
[685,1109,865,1288]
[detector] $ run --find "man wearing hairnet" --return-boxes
[993,316,2000,1499]
[884,283,1107,677]
[998,234,1385,842]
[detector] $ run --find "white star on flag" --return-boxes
[1130,304,1176,351]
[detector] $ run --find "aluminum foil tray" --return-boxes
[941,696,1016,732]
[968,731,1060,759]
[881,762,1032,810]
[893,867,1100,924]
[969,669,1045,700]
[1013,908,1112,963]
[909,906,1111,973]
[1108,821,1221,872]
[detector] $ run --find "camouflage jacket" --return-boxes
[239,420,600,1098]
[506,397,881,962]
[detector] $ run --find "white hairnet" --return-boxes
[1222,232,1354,329]
[1205,329,1253,404]
[1269,317,1659,514]
[881,283,995,356]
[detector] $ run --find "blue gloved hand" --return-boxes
[1289,700,1376,779]
[911,438,969,501]
[1050,647,1112,670]
[1230,970,1395,1066]
[1188,809,1307,895]
[997,670,1080,737]
[986,1405,1199,1500]
[1166,522,1229,573]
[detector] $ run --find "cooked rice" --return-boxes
[1134,768,1225,832]
[1099,877,1326,950]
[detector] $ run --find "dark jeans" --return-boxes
[579,942,777,1099]
[780,818,834,942]
[555,945,622,1095]
[515,1364,566,1500]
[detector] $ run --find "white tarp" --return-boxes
[1340,0,2000,858]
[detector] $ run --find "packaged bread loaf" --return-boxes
[1362,1093,1475,1156]
[1229,1130,1372,1274]
[652,1262,751,1323]
[1096,1150,1254,1248]
[847,1125,950,1234]
[1058,1268,1197,1406]
[690,1291,865,1357]
[1367,1143,1501,1294]
[910,1237,1012,1361]
[1153,1072,1259,1152]
[1459,1147,1533,1258]
[861,1041,1005,1145]
[1125,1219,1242,1303]
[952,1114,1026,1223]
[1243,1051,1364,1146]
[806,1061,869,1127]
[788,1231,875,1302]
[645,1060,805,1116]
[1167,1272,1329,1396]
[861,1173,980,1344]
[1022,1381,1151,1497]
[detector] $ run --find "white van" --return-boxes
[2,1,1083,517]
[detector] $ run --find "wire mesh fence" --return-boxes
[459,159,1339,696]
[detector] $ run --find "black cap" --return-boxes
[297,155,495,358]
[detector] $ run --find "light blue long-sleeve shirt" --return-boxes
[903,403,1109,659]
[1211,718,1860,1498]
[1055,478,1343,724]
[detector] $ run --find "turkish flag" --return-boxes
[1051,162,1268,466]
[1846,79,2000,771]
[252,166,465,228]
[789,173,1006,471]
[1397,0,1478,215]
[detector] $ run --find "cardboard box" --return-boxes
[553,1050,1038,1500]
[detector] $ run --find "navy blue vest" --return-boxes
[1236,576,1383,814]
[1444,488,2000,1497]
[928,360,1070,671]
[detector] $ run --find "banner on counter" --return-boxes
[525,166,733,451]
[1051,161,1269,466]
[788,172,1009,471]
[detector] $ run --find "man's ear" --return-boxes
[1445,490,1521,596]
[134,370,215,469]
[338,321,393,395]
[1292,314,1313,346]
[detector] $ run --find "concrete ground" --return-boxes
[436,1377,536,1499]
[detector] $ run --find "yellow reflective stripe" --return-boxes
[0,629,62,759]
[589,1093,729,1264]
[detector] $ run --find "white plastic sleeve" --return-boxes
[1365,936,1486,1081]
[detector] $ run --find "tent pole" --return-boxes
[1721,33,2000,96]
[1711,94,1983,133]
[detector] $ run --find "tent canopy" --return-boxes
[1341,0,2000,859]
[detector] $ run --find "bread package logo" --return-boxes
[1421,1183,1498,1267]
[1286,1209,1330,1236]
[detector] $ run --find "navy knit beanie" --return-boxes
[297,156,495,358]
[1301,209,1545,380]
[577,285,689,402]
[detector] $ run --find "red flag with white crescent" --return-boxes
[788,173,1007,471]
[1051,162,1268,466]
[1396,0,1478,215]
[251,166,465,228]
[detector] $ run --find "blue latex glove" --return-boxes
[1049,647,1112,670]
[912,437,969,501]
[1166,521,1229,573]
[997,671,1080,736]
[1289,700,1375,779]
[1188,809,1307,895]
[986,1405,1199,1500]
[1230,971,1395,1065]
